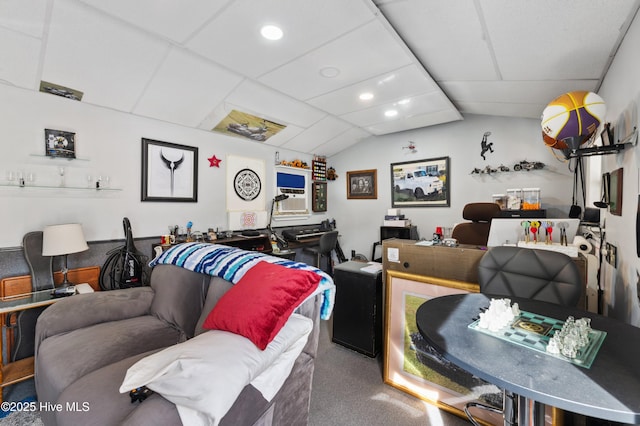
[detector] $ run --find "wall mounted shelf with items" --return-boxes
[564,127,637,159]
[29,154,90,162]
[0,183,121,192]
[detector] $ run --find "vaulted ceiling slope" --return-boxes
[1,0,638,157]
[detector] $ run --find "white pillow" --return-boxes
[120,314,312,426]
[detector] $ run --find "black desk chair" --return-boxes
[465,246,582,426]
[303,231,339,275]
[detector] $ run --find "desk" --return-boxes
[0,291,62,402]
[416,293,640,425]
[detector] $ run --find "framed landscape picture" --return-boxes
[390,157,449,207]
[383,270,503,425]
[141,138,198,202]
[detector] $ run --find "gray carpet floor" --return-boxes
[309,316,471,426]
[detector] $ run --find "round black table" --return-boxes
[416,293,640,425]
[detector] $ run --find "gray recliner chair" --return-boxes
[465,246,583,426]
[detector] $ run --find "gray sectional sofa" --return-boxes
[35,263,322,426]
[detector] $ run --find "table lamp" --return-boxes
[42,223,89,287]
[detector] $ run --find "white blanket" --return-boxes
[120,314,313,426]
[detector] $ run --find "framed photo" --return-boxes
[609,168,623,216]
[45,129,76,159]
[346,169,377,199]
[141,138,198,202]
[391,157,449,207]
[383,270,503,425]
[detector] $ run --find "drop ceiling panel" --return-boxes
[456,101,548,120]
[482,0,636,80]
[259,19,414,100]
[224,80,326,128]
[341,92,456,128]
[375,0,498,81]
[262,123,305,148]
[0,0,47,38]
[441,80,599,105]
[281,116,352,153]
[43,1,169,112]
[77,0,230,44]
[0,27,41,89]
[314,127,371,158]
[186,0,375,79]
[308,64,440,116]
[364,109,462,135]
[133,48,243,127]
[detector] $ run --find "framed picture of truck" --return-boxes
[390,157,450,207]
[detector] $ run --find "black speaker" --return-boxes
[332,261,382,357]
[583,207,600,224]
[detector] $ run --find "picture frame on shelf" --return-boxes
[391,157,450,208]
[346,169,377,199]
[45,129,76,159]
[141,138,198,202]
[383,270,503,425]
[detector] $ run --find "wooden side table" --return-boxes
[0,290,62,402]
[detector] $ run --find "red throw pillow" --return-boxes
[203,261,320,350]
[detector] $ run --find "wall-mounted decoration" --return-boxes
[279,159,309,169]
[402,141,417,153]
[391,157,449,208]
[208,155,222,168]
[212,109,286,142]
[45,129,76,159]
[312,182,327,212]
[39,81,83,101]
[480,131,494,160]
[383,271,502,425]
[327,167,338,181]
[226,156,266,214]
[609,167,623,216]
[346,169,377,200]
[312,156,327,181]
[141,138,198,202]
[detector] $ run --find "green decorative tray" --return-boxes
[469,310,606,368]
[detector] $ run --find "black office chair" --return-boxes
[303,231,339,275]
[465,246,582,426]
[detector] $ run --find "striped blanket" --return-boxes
[149,242,335,320]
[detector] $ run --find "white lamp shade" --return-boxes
[42,223,89,256]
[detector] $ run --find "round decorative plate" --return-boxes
[234,168,261,201]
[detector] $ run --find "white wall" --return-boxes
[327,114,574,258]
[596,9,640,325]
[0,84,327,247]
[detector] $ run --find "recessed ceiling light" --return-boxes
[359,92,374,101]
[320,66,340,78]
[385,109,398,117]
[260,25,283,41]
[397,98,410,105]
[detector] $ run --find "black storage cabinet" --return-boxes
[331,261,383,357]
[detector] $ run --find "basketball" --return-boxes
[541,91,606,150]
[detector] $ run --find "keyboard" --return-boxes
[282,228,329,242]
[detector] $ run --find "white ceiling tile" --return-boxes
[0,0,47,38]
[441,80,599,105]
[281,116,352,153]
[133,48,243,127]
[481,0,637,80]
[0,27,41,89]
[456,101,547,120]
[262,124,305,148]
[365,109,463,135]
[313,127,371,158]
[187,0,375,78]
[224,80,326,128]
[77,0,229,44]
[375,0,497,81]
[341,91,458,128]
[308,64,440,116]
[258,19,414,100]
[42,1,169,112]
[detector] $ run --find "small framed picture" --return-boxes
[45,129,76,159]
[141,138,198,202]
[346,169,377,199]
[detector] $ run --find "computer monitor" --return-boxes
[487,218,580,247]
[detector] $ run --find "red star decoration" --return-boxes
[208,155,222,168]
